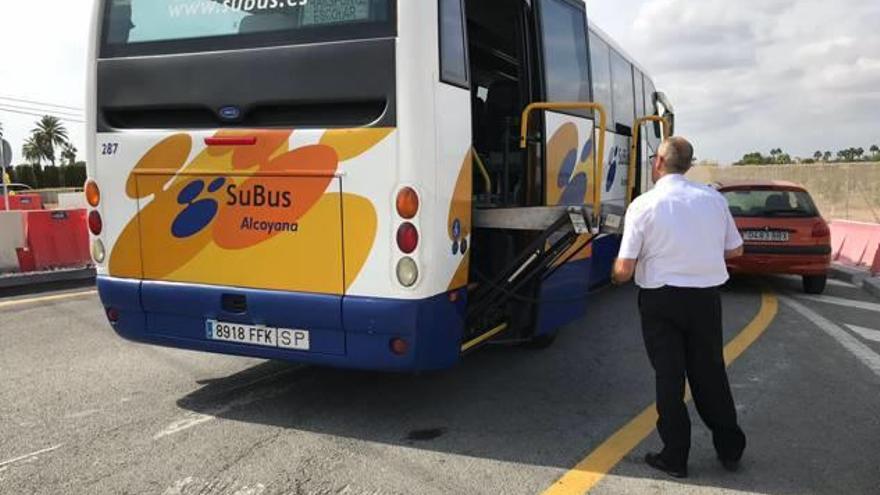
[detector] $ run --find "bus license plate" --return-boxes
[743,230,789,242]
[206,320,310,351]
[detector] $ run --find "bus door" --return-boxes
[529,0,596,335]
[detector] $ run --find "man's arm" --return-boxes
[614,204,645,286]
[722,200,744,259]
[612,258,637,285]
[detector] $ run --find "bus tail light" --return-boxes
[396,257,419,287]
[396,223,419,254]
[85,180,100,207]
[88,210,103,236]
[106,307,120,323]
[92,239,106,264]
[396,187,420,219]
[390,338,409,356]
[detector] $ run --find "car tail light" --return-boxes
[85,180,100,207]
[390,338,409,356]
[88,210,103,236]
[812,221,831,238]
[397,222,419,254]
[396,257,419,287]
[396,187,420,219]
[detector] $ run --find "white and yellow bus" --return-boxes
[87,0,673,371]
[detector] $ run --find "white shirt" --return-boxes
[618,174,743,289]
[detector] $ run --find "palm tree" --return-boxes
[855,147,864,161]
[824,151,833,162]
[870,145,879,160]
[22,136,43,166]
[813,151,823,161]
[60,143,77,166]
[31,116,69,167]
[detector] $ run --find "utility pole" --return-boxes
[1,138,11,211]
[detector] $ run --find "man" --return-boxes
[612,137,746,478]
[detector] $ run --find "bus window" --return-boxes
[610,50,635,132]
[101,0,395,57]
[589,31,613,130]
[539,0,590,106]
[634,69,646,120]
[439,0,469,87]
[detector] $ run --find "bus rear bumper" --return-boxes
[97,277,466,372]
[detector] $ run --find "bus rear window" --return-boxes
[102,0,395,57]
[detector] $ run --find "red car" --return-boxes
[717,181,831,294]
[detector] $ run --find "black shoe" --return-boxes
[718,456,740,472]
[645,453,688,478]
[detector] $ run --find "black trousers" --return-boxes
[638,286,746,468]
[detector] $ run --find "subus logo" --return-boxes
[172,178,226,238]
[606,146,620,193]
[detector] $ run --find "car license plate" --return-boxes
[743,230,790,242]
[206,320,310,351]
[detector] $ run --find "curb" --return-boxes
[0,267,96,291]
[829,264,880,300]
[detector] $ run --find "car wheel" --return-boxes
[803,275,827,294]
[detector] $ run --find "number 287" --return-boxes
[101,143,119,155]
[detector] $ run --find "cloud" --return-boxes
[622,0,880,162]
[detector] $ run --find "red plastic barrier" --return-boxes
[831,220,880,275]
[22,209,90,271]
[0,194,45,210]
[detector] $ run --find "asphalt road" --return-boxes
[1,276,878,495]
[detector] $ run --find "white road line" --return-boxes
[826,278,856,288]
[798,294,880,313]
[0,290,97,310]
[782,296,880,378]
[154,368,303,440]
[0,444,63,468]
[846,324,880,343]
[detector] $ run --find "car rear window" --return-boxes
[722,189,819,218]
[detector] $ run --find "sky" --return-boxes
[0,0,878,165]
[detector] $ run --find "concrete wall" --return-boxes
[0,211,26,273]
[688,162,880,223]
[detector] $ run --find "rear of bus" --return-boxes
[87,0,466,371]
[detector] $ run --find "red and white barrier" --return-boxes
[22,209,90,271]
[0,193,45,211]
[0,211,27,272]
[831,220,880,276]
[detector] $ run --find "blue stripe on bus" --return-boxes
[97,277,465,372]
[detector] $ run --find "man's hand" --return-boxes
[612,258,637,285]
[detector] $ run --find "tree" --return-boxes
[60,143,78,166]
[855,147,864,161]
[824,151,833,162]
[871,145,880,160]
[813,151,823,161]
[31,116,69,167]
[22,136,43,166]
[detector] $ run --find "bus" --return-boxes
[87,0,674,371]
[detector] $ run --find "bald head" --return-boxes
[659,137,694,174]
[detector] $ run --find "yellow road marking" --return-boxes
[542,291,779,495]
[0,290,98,310]
[461,323,509,352]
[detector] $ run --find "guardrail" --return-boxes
[831,220,880,276]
